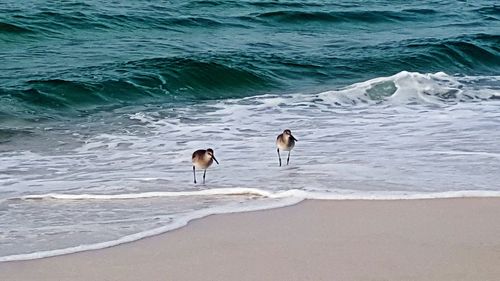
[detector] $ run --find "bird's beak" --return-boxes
[291,135,298,142]
[212,156,219,164]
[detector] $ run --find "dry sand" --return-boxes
[1,198,500,281]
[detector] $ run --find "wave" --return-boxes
[17,188,278,200]
[0,6,447,37]
[401,35,500,71]
[0,22,33,34]
[255,33,499,83]
[311,71,500,106]
[254,10,410,23]
[15,188,500,202]
[401,8,438,15]
[1,70,499,124]
[2,187,500,262]
[2,66,499,127]
[4,11,232,37]
[2,4,440,35]
[474,5,500,19]
[0,57,275,120]
[6,12,109,35]
[99,14,228,29]
[339,34,500,80]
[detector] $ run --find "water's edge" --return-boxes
[2,189,500,263]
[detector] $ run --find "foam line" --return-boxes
[17,188,500,201]
[18,188,275,200]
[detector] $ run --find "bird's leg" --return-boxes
[193,166,197,184]
[287,151,291,165]
[203,169,206,184]
[277,148,281,167]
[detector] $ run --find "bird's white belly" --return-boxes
[193,161,212,169]
[277,142,294,151]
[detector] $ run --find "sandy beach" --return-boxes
[1,198,500,281]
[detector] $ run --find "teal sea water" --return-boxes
[1,0,499,260]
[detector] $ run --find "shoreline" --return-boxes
[4,189,500,263]
[1,198,500,280]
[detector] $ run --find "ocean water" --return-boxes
[1,0,499,261]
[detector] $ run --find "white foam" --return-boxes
[18,188,500,202]
[18,188,275,200]
[315,71,498,106]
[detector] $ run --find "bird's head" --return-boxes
[283,129,297,141]
[206,148,219,164]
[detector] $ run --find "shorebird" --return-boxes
[192,148,219,184]
[276,129,297,166]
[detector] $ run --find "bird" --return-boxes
[192,148,219,184]
[276,129,297,166]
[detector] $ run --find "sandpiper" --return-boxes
[276,129,297,166]
[192,148,219,184]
